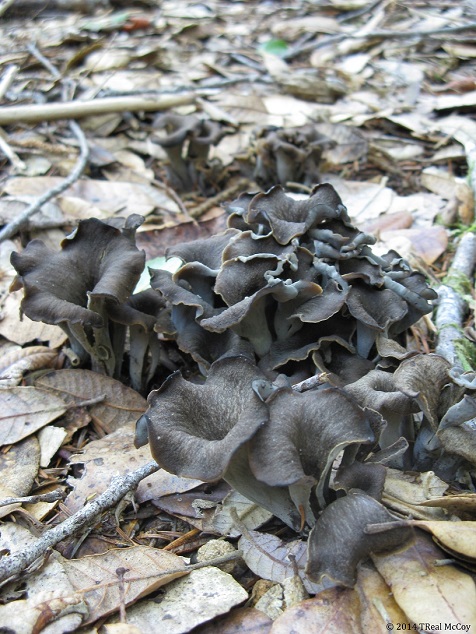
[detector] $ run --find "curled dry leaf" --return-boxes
[0,345,58,387]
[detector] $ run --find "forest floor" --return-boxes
[0,1,476,632]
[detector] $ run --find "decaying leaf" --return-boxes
[270,587,361,633]
[35,369,146,433]
[0,386,67,445]
[63,546,187,624]
[372,534,476,628]
[0,435,40,518]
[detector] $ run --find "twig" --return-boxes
[0,93,197,126]
[283,21,476,61]
[0,0,16,19]
[292,374,326,393]
[189,178,252,219]
[0,131,26,171]
[0,64,19,101]
[0,489,65,508]
[0,119,89,241]
[0,460,160,586]
[435,232,476,367]
[27,43,61,80]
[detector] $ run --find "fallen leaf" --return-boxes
[0,291,68,347]
[0,386,67,445]
[0,436,40,518]
[35,369,146,434]
[270,587,361,633]
[63,546,187,625]
[213,490,274,538]
[0,344,58,387]
[239,530,306,584]
[4,177,180,217]
[412,521,476,561]
[191,606,272,634]
[356,561,408,633]
[372,533,476,627]
[64,424,152,514]
[37,425,68,467]
[0,522,88,632]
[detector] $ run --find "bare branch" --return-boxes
[0,489,65,508]
[0,461,160,586]
[0,119,90,241]
[435,232,476,367]
[0,93,196,126]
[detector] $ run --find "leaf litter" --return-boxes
[0,0,475,632]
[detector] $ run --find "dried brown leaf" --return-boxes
[411,521,476,561]
[270,587,361,633]
[356,561,407,633]
[35,369,146,434]
[63,546,187,625]
[192,606,272,634]
[372,534,476,628]
[0,386,67,445]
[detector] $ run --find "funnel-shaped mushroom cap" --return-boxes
[246,184,350,245]
[138,355,269,481]
[306,490,413,587]
[10,216,145,328]
[249,385,379,507]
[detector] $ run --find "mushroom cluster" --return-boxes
[12,182,474,587]
[153,113,233,193]
[10,216,176,390]
[149,183,437,381]
[135,183,449,584]
[251,124,333,189]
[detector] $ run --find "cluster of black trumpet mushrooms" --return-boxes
[11,183,476,587]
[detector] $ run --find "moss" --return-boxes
[443,269,473,296]
[454,337,476,372]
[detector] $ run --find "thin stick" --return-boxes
[0,489,65,508]
[0,132,25,171]
[0,0,16,19]
[0,119,89,241]
[435,232,476,366]
[283,21,476,61]
[0,93,196,126]
[0,64,19,101]
[0,461,160,586]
